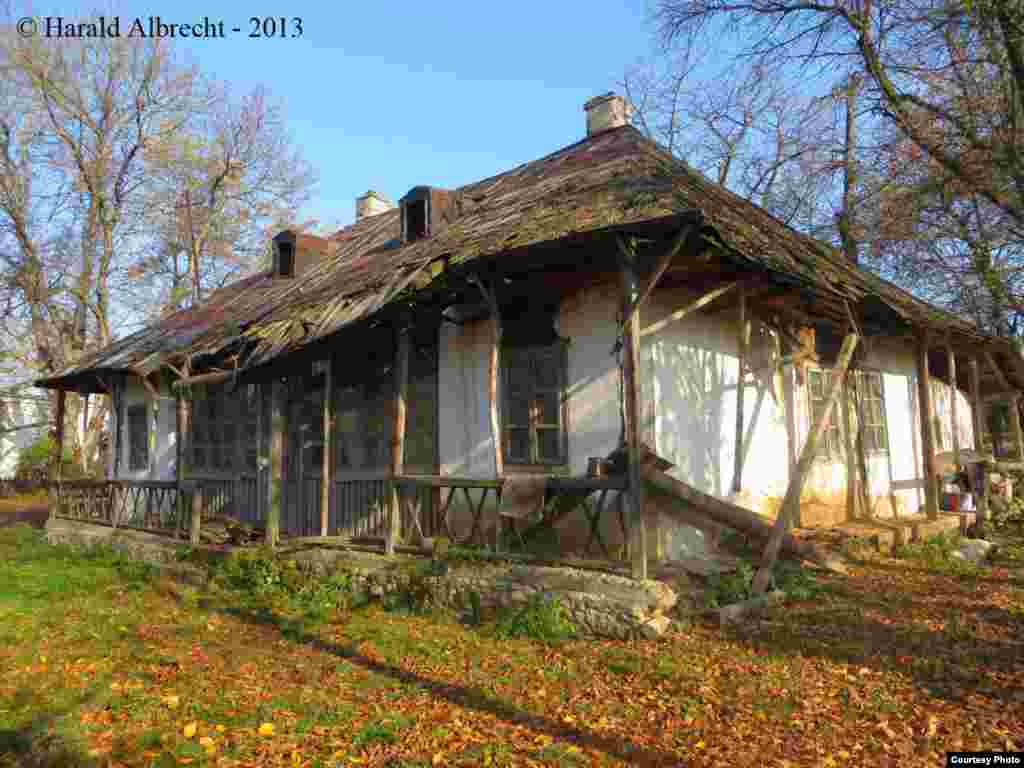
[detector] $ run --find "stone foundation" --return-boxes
[45,517,681,640]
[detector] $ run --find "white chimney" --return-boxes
[584,93,632,136]
[355,190,396,221]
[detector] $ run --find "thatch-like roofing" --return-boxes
[37,124,1024,394]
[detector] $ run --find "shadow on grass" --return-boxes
[218,603,684,767]
[0,687,99,768]
[723,585,1024,705]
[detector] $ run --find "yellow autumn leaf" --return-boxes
[291,749,301,766]
[162,695,180,709]
[215,724,225,733]
[199,736,215,754]
[258,722,274,737]
[695,740,706,750]
[183,722,197,739]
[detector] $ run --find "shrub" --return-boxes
[493,592,576,643]
[702,558,824,608]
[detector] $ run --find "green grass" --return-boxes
[0,522,1021,767]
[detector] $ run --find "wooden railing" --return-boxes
[52,480,184,535]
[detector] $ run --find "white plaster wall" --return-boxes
[114,377,177,482]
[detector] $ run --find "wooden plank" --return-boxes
[970,357,988,520]
[266,379,284,548]
[840,376,860,521]
[732,285,749,494]
[321,358,333,537]
[190,481,203,546]
[470,275,504,479]
[752,333,859,595]
[639,282,737,339]
[948,346,960,468]
[387,327,410,555]
[394,475,504,489]
[917,337,940,520]
[618,237,648,579]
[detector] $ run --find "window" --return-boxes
[190,383,240,473]
[806,368,889,460]
[403,199,428,242]
[334,352,393,471]
[852,370,888,454]
[807,369,843,460]
[127,403,149,471]
[501,342,568,465]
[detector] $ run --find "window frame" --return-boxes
[500,339,569,468]
[127,403,149,472]
[805,366,889,461]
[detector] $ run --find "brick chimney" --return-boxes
[584,93,632,136]
[355,190,395,221]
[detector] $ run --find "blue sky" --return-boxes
[25,1,657,230]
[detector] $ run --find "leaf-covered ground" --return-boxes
[0,524,1021,767]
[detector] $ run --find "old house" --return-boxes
[36,94,1024,578]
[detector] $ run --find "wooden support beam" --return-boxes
[732,285,749,494]
[321,356,333,537]
[387,327,410,555]
[1010,393,1024,463]
[177,394,190,536]
[171,369,233,391]
[969,357,988,520]
[983,350,1010,391]
[266,379,284,548]
[49,390,66,520]
[469,275,504,481]
[916,337,940,520]
[639,281,737,339]
[618,238,648,580]
[190,482,203,546]
[619,223,695,331]
[948,346,960,469]
[752,333,859,595]
[840,376,860,521]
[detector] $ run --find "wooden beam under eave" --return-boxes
[983,349,1011,391]
[387,327,410,555]
[619,223,695,331]
[732,285,749,494]
[916,337,940,520]
[321,355,334,537]
[639,281,738,339]
[265,379,284,548]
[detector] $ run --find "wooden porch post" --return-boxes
[1010,393,1024,463]
[49,389,66,520]
[752,333,859,595]
[916,338,939,519]
[969,357,988,521]
[619,244,648,580]
[266,378,284,548]
[732,286,749,494]
[321,356,333,537]
[387,324,410,555]
[177,393,191,538]
[947,346,960,469]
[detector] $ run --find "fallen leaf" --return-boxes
[258,722,274,737]
[183,722,197,739]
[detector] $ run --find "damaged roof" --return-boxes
[37,123,1022,393]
